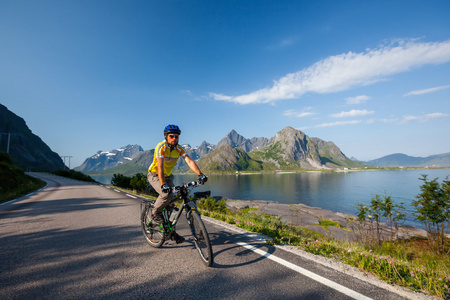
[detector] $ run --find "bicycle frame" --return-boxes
[149,180,203,236]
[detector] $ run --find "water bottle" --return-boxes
[169,207,180,222]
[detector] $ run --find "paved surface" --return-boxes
[0,173,434,300]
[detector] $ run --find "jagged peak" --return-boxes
[274,126,306,142]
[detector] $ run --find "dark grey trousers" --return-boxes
[147,172,174,215]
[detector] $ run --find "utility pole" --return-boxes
[0,133,12,154]
[61,156,73,170]
[7,133,10,154]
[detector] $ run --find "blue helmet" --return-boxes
[164,124,181,135]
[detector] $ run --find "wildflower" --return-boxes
[439,278,443,281]
[410,271,415,278]
[371,261,374,264]
[369,250,373,253]
[365,255,368,257]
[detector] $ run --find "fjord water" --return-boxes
[94,168,449,228]
[176,168,450,228]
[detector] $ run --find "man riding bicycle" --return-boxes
[147,124,207,244]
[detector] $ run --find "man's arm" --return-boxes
[156,157,166,185]
[184,155,202,175]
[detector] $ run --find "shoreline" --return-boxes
[225,199,428,242]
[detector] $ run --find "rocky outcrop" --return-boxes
[249,126,364,170]
[217,130,271,152]
[198,144,264,172]
[182,141,215,160]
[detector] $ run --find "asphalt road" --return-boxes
[0,173,429,299]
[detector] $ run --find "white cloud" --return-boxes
[379,112,448,124]
[346,95,370,104]
[315,120,362,128]
[331,109,375,118]
[210,39,450,104]
[209,93,232,101]
[403,85,450,96]
[284,108,316,118]
[267,37,297,51]
[301,120,362,130]
[399,112,448,124]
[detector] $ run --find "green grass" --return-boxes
[196,196,450,299]
[0,153,45,203]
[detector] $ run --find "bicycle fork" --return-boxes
[185,208,199,242]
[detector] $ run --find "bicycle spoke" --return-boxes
[141,204,165,248]
[189,211,213,267]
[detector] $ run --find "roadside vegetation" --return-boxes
[0,153,45,203]
[52,169,97,183]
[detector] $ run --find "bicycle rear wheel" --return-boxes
[188,211,213,267]
[141,204,165,248]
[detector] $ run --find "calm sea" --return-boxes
[93,168,450,228]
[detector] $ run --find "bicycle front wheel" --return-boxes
[188,211,213,267]
[141,204,165,248]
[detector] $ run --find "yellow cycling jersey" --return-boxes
[148,141,186,177]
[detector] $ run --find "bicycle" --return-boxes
[140,179,214,267]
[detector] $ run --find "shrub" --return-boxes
[130,173,148,192]
[354,194,406,246]
[111,173,131,189]
[412,175,450,254]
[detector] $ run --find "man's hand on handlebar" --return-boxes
[198,173,208,184]
[161,184,170,193]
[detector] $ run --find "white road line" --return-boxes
[0,199,18,206]
[113,189,121,193]
[237,242,373,300]
[126,194,137,199]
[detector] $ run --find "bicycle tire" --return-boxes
[188,211,213,267]
[141,205,165,248]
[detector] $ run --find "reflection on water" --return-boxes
[93,169,450,228]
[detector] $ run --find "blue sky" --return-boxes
[1,0,449,168]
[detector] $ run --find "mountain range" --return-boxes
[0,104,65,171]
[79,126,369,175]
[365,152,450,167]
[75,145,144,173]
[78,125,450,176]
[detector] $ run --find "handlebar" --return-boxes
[171,178,206,193]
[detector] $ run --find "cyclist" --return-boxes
[147,124,207,244]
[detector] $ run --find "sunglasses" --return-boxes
[168,134,179,139]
